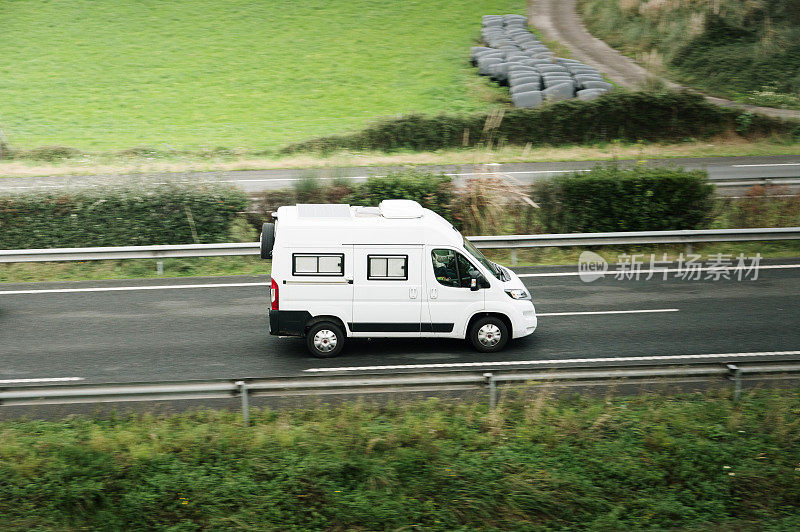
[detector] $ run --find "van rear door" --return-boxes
[350,245,423,337]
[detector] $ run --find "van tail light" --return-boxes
[270,278,279,310]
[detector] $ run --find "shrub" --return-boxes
[0,182,249,249]
[18,145,83,161]
[533,164,714,233]
[346,171,455,222]
[281,90,797,154]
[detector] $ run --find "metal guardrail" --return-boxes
[0,242,259,263]
[2,227,799,263]
[3,361,800,422]
[467,227,800,249]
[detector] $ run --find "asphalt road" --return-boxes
[2,260,799,385]
[1,155,799,195]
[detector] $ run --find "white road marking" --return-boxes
[732,163,800,167]
[2,263,799,294]
[538,308,678,316]
[0,377,84,384]
[221,170,588,184]
[519,263,800,278]
[0,282,267,295]
[304,350,800,373]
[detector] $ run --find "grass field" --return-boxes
[0,0,523,152]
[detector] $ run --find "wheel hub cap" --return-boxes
[477,324,501,347]
[313,330,337,352]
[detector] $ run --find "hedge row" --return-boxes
[533,165,714,233]
[1,167,714,250]
[0,183,249,249]
[2,389,799,530]
[281,90,796,153]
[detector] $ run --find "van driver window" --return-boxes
[432,249,477,288]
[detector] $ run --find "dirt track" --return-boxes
[529,0,800,120]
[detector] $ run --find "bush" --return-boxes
[0,182,249,249]
[17,145,83,161]
[533,165,714,233]
[345,171,455,222]
[1,389,800,529]
[281,90,797,154]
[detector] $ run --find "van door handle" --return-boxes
[430,287,438,299]
[409,287,417,299]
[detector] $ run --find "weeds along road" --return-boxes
[530,0,800,120]
[1,156,799,195]
[2,260,800,385]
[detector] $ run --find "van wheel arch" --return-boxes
[305,315,348,337]
[466,312,512,340]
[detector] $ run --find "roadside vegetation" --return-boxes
[578,0,800,109]
[3,137,800,179]
[2,168,799,282]
[279,91,796,154]
[1,388,799,530]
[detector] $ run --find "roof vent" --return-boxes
[355,206,381,217]
[379,199,424,219]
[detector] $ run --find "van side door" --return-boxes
[350,245,423,337]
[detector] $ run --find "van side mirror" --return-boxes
[470,271,486,291]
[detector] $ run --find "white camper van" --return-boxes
[260,200,537,357]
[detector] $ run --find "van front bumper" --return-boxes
[269,310,311,337]
[511,301,537,339]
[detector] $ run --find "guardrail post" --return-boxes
[726,364,742,402]
[685,243,693,255]
[484,372,496,409]
[510,249,518,266]
[236,380,250,425]
[156,260,164,276]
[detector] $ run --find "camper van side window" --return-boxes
[292,253,344,276]
[368,255,407,280]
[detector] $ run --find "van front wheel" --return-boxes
[469,317,508,353]
[306,322,345,358]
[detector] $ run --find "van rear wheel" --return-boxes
[469,317,508,353]
[306,322,345,358]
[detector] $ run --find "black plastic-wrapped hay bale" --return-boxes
[489,61,510,83]
[482,15,503,27]
[511,90,544,108]
[477,56,503,75]
[510,81,543,94]
[508,71,541,84]
[543,82,574,101]
[580,80,613,91]
[577,88,608,100]
[470,46,495,64]
[537,64,568,74]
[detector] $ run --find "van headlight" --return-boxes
[505,289,530,300]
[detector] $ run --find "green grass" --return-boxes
[0,0,524,152]
[3,242,799,283]
[2,389,799,529]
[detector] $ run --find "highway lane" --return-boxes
[2,261,799,384]
[1,155,799,194]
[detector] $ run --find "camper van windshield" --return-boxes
[463,237,503,280]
